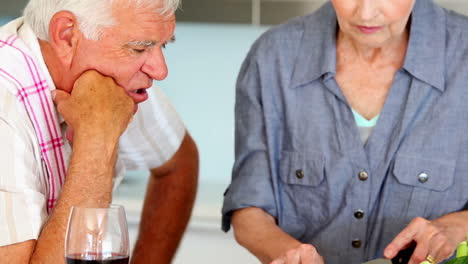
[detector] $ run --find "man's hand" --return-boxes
[270,244,324,264]
[384,212,468,264]
[10,70,137,263]
[53,70,134,142]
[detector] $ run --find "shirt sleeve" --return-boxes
[118,86,186,171]
[221,49,277,232]
[0,83,48,247]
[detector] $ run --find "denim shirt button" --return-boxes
[418,172,429,183]
[352,239,362,248]
[354,210,364,219]
[358,171,368,181]
[296,169,304,179]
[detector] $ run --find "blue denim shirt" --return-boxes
[222,0,468,263]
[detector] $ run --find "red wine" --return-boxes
[66,254,129,264]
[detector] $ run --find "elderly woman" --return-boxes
[222,0,468,263]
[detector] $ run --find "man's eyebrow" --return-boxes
[125,40,156,47]
[126,36,176,47]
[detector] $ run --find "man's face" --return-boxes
[69,4,175,106]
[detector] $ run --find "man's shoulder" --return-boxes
[0,20,42,96]
[0,17,23,41]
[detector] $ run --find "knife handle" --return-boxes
[392,244,416,264]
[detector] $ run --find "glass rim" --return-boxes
[65,203,129,258]
[70,204,124,210]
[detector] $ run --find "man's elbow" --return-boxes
[150,133,199,180]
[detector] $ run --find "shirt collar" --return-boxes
[290,0,446,92]
[15,17,66,124]
[290,2,337,89]
[402,0,446,92]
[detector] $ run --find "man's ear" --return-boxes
[48,11,81,67]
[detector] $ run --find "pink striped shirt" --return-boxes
[0,18,186,246]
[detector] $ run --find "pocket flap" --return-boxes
[280,151,325,186]
[393,155,455,192]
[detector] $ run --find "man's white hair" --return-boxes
[23,0,180,41]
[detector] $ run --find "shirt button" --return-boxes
[358,171,368,181]
[418,172,429,183]
[296,169,304,179]
[352,239,362,248]
[354,210,364,219]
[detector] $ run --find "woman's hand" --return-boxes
[270,244,324,264]
[384,212,468,264]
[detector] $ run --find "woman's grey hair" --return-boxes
[23,0,180,41]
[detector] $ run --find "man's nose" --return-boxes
[142,48,169,81]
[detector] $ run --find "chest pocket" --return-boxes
[279,151,325,187]
[278,151,329,240]
[393,155,455,191]
[391,154,456,218]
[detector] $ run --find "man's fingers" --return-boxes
[66,127,74,143]
[52,89,71,105]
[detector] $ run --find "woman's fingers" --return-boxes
[299,244,323,264]
[285,248,301,264]
[386,216,462,264]
[385,218,424,259]
[429,232,457,263]
[270,244,323,264]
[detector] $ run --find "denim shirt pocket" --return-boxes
[391,154,456,217]
[279,151,325,186]
[277,151,327,240]
[393,155,455,191]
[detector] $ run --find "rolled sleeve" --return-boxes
[0,190,47,246]
[222,50,277,232]
[118,86,186,170]
[0,112,47,246]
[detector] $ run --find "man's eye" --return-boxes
[132,48,146,54]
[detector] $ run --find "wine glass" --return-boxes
[65,204,130,264]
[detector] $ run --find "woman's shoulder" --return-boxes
[249,2,334,58]
[444,8,468,34]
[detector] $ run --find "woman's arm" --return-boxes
[232,207,323,264]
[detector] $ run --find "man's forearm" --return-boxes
[30,136,119,263]
[131,134,198,264]
[232,207,302,264]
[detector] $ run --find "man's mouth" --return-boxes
[129,88,149,105]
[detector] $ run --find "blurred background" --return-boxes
[1,0,468,263]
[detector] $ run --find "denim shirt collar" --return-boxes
[290,0,446,92]
[403,0,446,92]
[290,2,337,88]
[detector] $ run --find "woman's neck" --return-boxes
[336,29,409,67]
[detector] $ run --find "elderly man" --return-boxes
[0,0,198,263]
